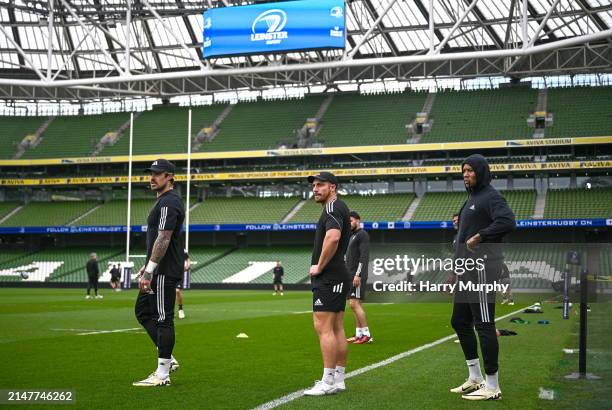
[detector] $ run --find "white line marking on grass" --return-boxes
[252,307,525,410]
[291,311,311,314]
[50,328,100,332]
[77,327,142,336]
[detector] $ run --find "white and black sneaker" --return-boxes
[303,380,337,396]
[132,373,171,387]
[462,386,502,400]
[450,379,484,394]
[170,358,180,373]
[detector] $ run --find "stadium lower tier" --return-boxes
[1,244,610,291]
[0,187,610,227]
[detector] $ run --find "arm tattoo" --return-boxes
[150,230,172,264]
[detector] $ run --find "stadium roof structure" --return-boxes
[0,0,611,101]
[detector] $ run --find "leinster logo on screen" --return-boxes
[251,9,288,45]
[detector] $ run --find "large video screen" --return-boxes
[202,0,346,58]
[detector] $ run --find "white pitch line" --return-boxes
[252,307,525,410]
[50,328,100,332]
[77,327,142,336]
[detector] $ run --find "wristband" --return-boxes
[145,260,158,274]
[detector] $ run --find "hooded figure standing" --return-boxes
[450,154,515,401]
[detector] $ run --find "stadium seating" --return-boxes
[503,190,536,219]
[202,96,325,152]
[0,201,98,227]
[0,116,45,158]
[544,188,612,218]
[422,87,536,142]
[190,197,301,224]
[193,246,311,284]
[100,105,226,156]
[410,192,467,221]
[73,199,156,226]
[289,194,415,222]
[21,113,130,159]
[316,91,427,146]
[0,248,122,282]
[546,86,612,137]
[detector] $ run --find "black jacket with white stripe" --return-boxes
[345,228,370,279]
[455,154,516,263]
[146,189,185,279]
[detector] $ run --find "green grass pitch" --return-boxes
[0,288,608,409]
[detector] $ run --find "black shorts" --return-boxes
[176,281,183,290]
[273,276,283,285]
[348,276,367,301]
[134,274,178,325]
[110,276,120,283]
[312,277,351,312]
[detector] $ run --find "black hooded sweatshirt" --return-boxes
[455,154,516,262]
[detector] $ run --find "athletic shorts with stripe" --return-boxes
[348,274,368,301]
[135,274,178,325]
[312,277,351,312]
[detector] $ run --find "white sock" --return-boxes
[335,366,346,383]
[466,358,483,382]
[485,372,499,390]
[362,327,371,337]
[322,368,335,384]
[157,358,171,379]
[355,327,363,338]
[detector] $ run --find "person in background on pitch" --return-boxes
[450,154,515,401]
[303,172,352,396]
[273,260,284,296]
[499,263,514,306]
[133,159,185,387]
[110,264,122,292]
[345,211,373,345]
[176,251,189,319]
[86,253,102,299]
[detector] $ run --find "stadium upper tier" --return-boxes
[546,87,612,138]
[0,188,607,227]
[1,87,611,159]
[422,87,536,142]
[316,91,427,146]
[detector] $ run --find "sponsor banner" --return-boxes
[0,219,607,234]
[1,160,610,186]
[0,136,610,167]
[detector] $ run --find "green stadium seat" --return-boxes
[317,91,427,146]
[0,201,98,227]
[422,87,536,142]
[0,116,45,158]
[20,113,130,159]
[190,197,301,224]
[546,86,612,138]
[290,194,415,223]
[544,188,612,218]
[203,96,325,152]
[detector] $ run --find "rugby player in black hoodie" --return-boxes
[450,154,515,401]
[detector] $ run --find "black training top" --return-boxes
[345,228,370,278]
[273,266,284,277]
[146,189,185,279]
[86,259,99,276]
[455,154,516,261]
[311,198,351,283]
